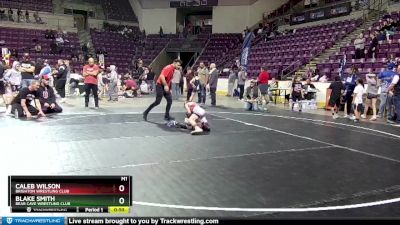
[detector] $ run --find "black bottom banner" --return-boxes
[66,218,400,225]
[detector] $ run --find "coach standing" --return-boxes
[143,59,182,121]
[83,58,100,108]
[208,63,218,107]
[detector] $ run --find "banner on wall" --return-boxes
[290,2,351,25]
[240,32,255,70]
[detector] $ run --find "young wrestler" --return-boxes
[183,101,210,134]
[291,76,304,112]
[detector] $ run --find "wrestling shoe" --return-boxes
[332,114,339,119]
[191,126,203,135]
[361,114,366,119]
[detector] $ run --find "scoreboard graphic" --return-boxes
[8,176,132,213]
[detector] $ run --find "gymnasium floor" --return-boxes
[1,96,400,218]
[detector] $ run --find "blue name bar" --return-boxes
[2,217,64,225]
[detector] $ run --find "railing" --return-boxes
[184,53,197,71]
[192,38,211,66]
[280,60,302,80]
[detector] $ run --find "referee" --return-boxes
[143,59,182,121]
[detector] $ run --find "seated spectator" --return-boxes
[37,76,62,114]
[244,80,261,111]
[25,10,30,23]
[304,0,311,8]
[387,53,398,67]
[69,69,83,96]
[122,77,139,98]
[303,79,317,100]
[11,80,46,118]
[34,43,42,53]
[56,35,64,45]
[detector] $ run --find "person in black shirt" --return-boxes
[303,78,316,100]
[328,76,345,119]
[25,10,30,23]
[53,59,69,103]
[146,67,155,93]
[19,53,36,88]
[8,8,13,22]
[37,76,62,114]
[367,33,378,59]
[0,61,5,98]
[17,9,22,23]
[11,80,45,118]
[291,76,304,112]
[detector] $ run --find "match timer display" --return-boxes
[8,176,132,213]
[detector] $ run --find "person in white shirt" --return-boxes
[354,33,365,59]
[352,78,365,123]
[108,65,118,101]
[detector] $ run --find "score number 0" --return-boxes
[119,184,125,205]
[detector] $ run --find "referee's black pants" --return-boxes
[144,84,172,119]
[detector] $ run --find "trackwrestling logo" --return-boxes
[6,217,13,224]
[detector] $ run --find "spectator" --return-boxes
[208,63,218,107]
[17,8,22,23]
[354,33,365,59]
[0,61,5,106]
[367,33,378,59]
[122,77,139,98]
[185,67,195,101]
[159,26,164,37]
[8,8,14,22]
[10,48,18,60]
[363,72,378,121]
[11,80,46,118]
[0,9,6,20]
[53,59,68,103]
[108,65,119,102]
[227,67,237,97]
[37,76,62,114]
[378,64,396,120]
[38,60,52,86]
[4,61,21,92]
[328,76,345,119]
[34,43,42,53]
[244,80,261,111]
[83,58,100,108]
[146,67,155,93]
[343,66,358,119]
[25,10,30,23]
[171,68,182,100]
[69,69,82,96]
[197,62,209,105]
[19,53,35,88]
[237,66,247,100]
[352,79,365,123]
[304,78,317,100]
[257,66,270,110]
[33,11,43,24]
[387,53,398,67]
[388,65,400,126]
[304,0,311,8]
[189,73,200,102]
